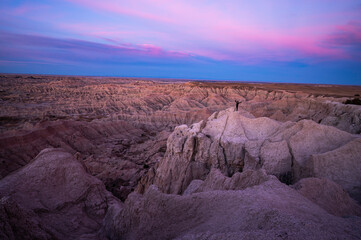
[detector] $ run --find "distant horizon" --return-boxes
[2,72,361,86]
[1,0,360,85]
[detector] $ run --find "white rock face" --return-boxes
[288,120,354,181]
[0,148,120,240]
[260,140,292,177]
[147,108,360,198]
[154,124,209,194]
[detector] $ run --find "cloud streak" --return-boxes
[324,21,361,48]
[62,0,360,63]
[0,31,192,66]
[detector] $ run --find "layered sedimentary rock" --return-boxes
[1,75,361,135]
[143,108,361,203]
[0,119,170,200]
[1,75,361,202]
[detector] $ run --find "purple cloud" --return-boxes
[0,31,191,66]
[322,21,361,60]
[324,21,361,46]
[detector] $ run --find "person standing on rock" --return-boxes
[235,100,241,111]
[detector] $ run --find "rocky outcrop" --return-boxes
[102,180,361,240]
[146,108,360,198]
[0,148,121,240]
[153,121,210,194]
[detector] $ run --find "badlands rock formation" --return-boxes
[1,74,361,197]
[124,108,361,239]
[1,74,361,239]
[1,146,360,239]
[142,108,361,202]
[1,74,361,135]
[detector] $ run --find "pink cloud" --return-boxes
[325,21,361,46]
[63,0,360,63]
[176,22,347,62]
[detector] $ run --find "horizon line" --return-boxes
[1,72,361,87]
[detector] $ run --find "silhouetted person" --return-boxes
[235,100,241,111]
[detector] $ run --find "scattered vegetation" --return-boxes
[344,97,361,105]
[0,116,25,126]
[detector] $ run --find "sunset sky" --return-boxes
[1,0,361,84]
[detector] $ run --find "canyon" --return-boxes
[1,74,361,239]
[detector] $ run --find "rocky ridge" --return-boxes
[139,108,361,204]
[1,75,361,135]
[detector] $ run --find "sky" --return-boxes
[0,0,361,85]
